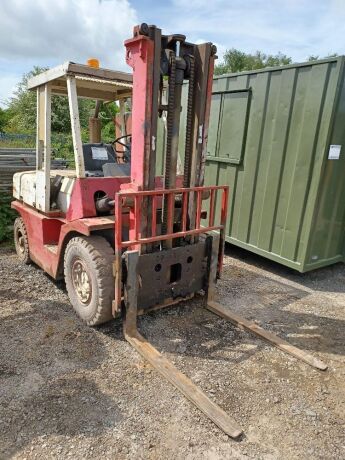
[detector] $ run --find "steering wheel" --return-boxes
[111,134,131,162]
[112,134,131,151]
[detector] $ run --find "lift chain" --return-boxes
[183,54,195,189]
[162,51,177,236]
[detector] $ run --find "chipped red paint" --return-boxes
[11,200,130,280]
[124,31,156,248]
[66,177,130,221]
[11,173,182,281]
[124,33,154,191]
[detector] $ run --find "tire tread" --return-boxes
[14,217,31,264]
[64,236,114,326]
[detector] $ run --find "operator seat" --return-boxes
[82,143,116,177]
[82,142,131,177]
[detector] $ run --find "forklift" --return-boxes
[12,23,327,438]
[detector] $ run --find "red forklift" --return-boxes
[12,23,327,438]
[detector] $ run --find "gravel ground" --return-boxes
[0,244,344,460]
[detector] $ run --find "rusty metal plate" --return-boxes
[136,240,210,310]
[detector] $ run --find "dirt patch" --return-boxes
[0,245,344,459]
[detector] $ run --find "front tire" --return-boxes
[64,236,114,326]
[14,217,31,264]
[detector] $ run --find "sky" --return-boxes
[1,0,345,107]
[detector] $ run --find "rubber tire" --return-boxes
[64,236,114,326]
[14,217,31,264]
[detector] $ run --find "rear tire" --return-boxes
[64,236,114,326]
[14,217,31,264]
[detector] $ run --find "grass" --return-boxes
[0,192,16,244]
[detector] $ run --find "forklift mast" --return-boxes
[113,24,228,316]
[124,22,221,249]
[125,24,216,200]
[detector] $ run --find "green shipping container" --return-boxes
[202,57,345,272]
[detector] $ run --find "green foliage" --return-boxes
[0,132,74,160]
[0,192,16,243]
[215,49,340,76]
[308,53,338,62]
[3,66,118,144]
[0,107,11,132]
[215,49,292,75]
[100,102,118,141]
[101,121,115,141]
[5,66,94,134]
[307,55,320,62]
[0,133,35,149]
[6,66,43,133]
[51,133,74,161]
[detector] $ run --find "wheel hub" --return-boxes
[71,258,92,304]
[17,230,25,254]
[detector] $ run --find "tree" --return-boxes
[307,55,320,62]
[99,102,118,140]
[6,66,94,134]
[0,107,10,132]
[215,49,292,75]
[308,53,338,62]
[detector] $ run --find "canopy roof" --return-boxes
[27,61,133,101]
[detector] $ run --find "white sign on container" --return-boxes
[328,144,341,160]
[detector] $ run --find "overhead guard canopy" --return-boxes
[27,61,133,101]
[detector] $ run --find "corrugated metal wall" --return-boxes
[202,57,345,271]
[0,148,67,192]
[0,148,37,192]
[306,66,345,270]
